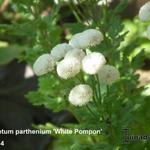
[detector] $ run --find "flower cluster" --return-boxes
[33,29,120,106]
[139,2,150,39]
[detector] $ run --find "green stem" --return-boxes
[107,85,110,96]
[67,108,82,123]
[95,75,102,104]
[91,76,99,105]
[106,85,113,143]
[76,0,93,26]
[93,95,98,108]
[71,0,90,24]
[68,1,82,23]
[107,85,112,119]
[81,71,85,83]
[86,105,97,119]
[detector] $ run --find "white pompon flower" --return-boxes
[69,84,93,106]
[69,29,103,49]
[69,33,87,49]
[33,54,55,76]
[139,2,150,22]
[82,52,106,74]
[147,26,150,40]
[65,48,86,60]
[57,57,81,79]
[83,29,104,47]
[51,43,73,61]
[98,65,120,85]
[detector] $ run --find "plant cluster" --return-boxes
[33,28,120,107]
[1,0,150,149]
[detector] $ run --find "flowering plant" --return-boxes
[2,0,149,149]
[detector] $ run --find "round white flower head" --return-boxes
[139,2,150,22]
[98,65,120,85]
[147,25,150,40]
[69,29,103,49]
[83,29,104,47]
[65,48,86,60]
[69,33,88,49]
[82,52,106,74]
[33,54,55,76]
[51,43,73,61]
[69,84,93,106]
[57,57,81,79]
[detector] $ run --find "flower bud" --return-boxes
[33,54,55,76]
[69,84,93,106]
[51,43,73,61]
[82,52,106,74]
[57,57,81,79]
[139,2,150,22]
[98,65,120,85]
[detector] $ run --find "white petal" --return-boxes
[51,43,73,61]
[65,48,86,61]
[147,26,150,40]
[69,84,93,106]
[69,33,88,49]
[82,52,106,74]
[98,65,120,85]
[33,54,55,76]
[69,29,103,49]
[139,2,150,22]
[83,29,104,46]
[57,57,81,79]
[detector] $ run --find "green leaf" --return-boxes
[0,45,24,65]
[26,91,67,112]
[132,50,145,69]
